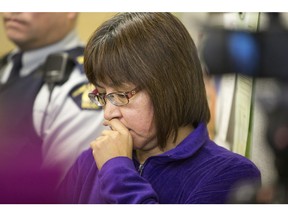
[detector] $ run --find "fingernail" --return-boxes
[103,120,109,126]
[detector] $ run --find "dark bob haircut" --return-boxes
[84,12,210,149]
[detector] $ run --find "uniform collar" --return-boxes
[10,30,84,77]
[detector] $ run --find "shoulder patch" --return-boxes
[70,83,102,110]
[76,56,84,65]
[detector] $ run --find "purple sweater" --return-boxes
[58,123,261,204]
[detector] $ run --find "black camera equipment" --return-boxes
[201,13,288,203]
[202,13,288,81]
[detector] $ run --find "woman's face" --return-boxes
[97,83,158,151]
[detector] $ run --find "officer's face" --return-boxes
[2,12,77,51]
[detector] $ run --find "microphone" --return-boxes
[43,52,75,92]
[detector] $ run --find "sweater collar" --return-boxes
[133,123,210,163]
[161,122,209,160]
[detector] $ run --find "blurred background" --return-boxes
[2,12,288,203]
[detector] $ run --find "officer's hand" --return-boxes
[90,118,133,170]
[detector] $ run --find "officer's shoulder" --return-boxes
[69,82,101,111]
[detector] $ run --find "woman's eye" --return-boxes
[117,94,126,99]
[109,94,116,98]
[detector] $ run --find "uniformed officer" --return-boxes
[0,13,105,203]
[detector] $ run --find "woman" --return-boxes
[59,12,261,204]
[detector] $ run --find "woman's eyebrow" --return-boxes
[95,82,133,91]
[95,83,105,88]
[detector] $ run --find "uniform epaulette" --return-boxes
[76,56,84,65]
[69,83,102,110]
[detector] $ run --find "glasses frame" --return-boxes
[88,87,140,107]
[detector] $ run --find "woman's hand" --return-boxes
[90,118,133,170]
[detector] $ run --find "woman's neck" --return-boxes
[136,125,194,164]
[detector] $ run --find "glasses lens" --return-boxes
[96,95,106,106]
[88,93,105,106]
[108,93,128,106]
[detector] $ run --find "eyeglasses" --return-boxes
[88,87,140,107]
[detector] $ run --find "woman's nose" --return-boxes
[103,100,122,120]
